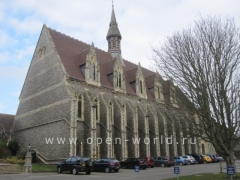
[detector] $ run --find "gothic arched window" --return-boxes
[78,96,82,118]
[116,72,122,88]
[140,80,143,94]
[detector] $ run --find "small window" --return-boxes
[140,80,143,94]
[80,64,85,76]
[78,97,82,118]
[130,81,136,91]
[118,73,121,87]
[157,86,161,99]
[107,73,113,84]
[149,88,154,96]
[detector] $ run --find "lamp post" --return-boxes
[24,144,32,173]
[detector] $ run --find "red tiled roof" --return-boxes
[0,113,15,132]
[47,26,162,100]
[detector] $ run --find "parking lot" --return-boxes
[1,161,239,180]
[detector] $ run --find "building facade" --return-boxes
[13,6,215,163]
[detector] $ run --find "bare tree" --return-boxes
[151,16,240,167]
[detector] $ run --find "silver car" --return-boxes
[182,155,196,165]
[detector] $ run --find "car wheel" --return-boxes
[72,167,78,175]
[86,171,91,175]
[179,162,183,166]
[57,166,62,173]
[161,163,165,167]
[151,165,154,168]
[142,167,146,170]
[114,169,119,172]
[105,167,110,173]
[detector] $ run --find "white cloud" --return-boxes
[9,17,42,35]
[0,66,28,83]
[0,0,239,114]
[0,51,10,63]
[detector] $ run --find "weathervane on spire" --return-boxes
[112,0,114,8]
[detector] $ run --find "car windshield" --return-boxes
[82,157,90,162]
[182,156,188,158]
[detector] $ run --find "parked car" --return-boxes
[141,156,155,168]
[182,155,196,165]
[153,156,175,167]
[172,156,189,165]
[186,154,204,164]
[203,155,212,163]
[216,154,236,162]
[216,155,224,162]
[206,154,218,163]
[57,156,92,175]
[120,158,148,169]
[92,158,120,173]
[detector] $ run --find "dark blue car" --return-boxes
[93,158,120,173]
[173,156,189,165]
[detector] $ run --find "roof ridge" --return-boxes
[77,47,90,55]
[125,66,137,72]
[48,27,90,47]
[145,73,155,78]
[0,113,15,116]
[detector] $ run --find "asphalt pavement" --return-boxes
[0,161,239,180]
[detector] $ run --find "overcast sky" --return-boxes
[0,0,239,114]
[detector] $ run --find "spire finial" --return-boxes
[112,0,114,9]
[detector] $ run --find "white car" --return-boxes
[182,155,196,165]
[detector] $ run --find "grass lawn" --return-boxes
[18,163,56,172]
[163,173,240,180]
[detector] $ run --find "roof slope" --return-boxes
[0,113,15,132]
[47,26,174,103]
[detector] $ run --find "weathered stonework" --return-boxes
[13,9,215,163]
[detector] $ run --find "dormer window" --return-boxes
[80,64,85,76]
[130,81,136,92]
[117,72,122,88]
[149,88,154,96]
[140,80,143,94]
[157,86,161,99]
[89,63,96,80]
[77,96,82,118]
[108,73,113,84]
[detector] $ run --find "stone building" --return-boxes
[13,6,215,163]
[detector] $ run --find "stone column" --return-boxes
[134,108,139,157]
[145,113,150,156]
[121,108,128,159]
[154,114,160,156]
[172,123,178,156]
[70,94,77,156]
[91,104,97,160]
[24,145,32,173]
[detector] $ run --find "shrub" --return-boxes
[0,146,11,158]
[7,140,19,156]
[5,156,24,164]
[0,140,7,148]
[16,150,27,160]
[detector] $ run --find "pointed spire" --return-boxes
[107,3,122,59]
[107,4,121,40]
[110,5,118,26]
